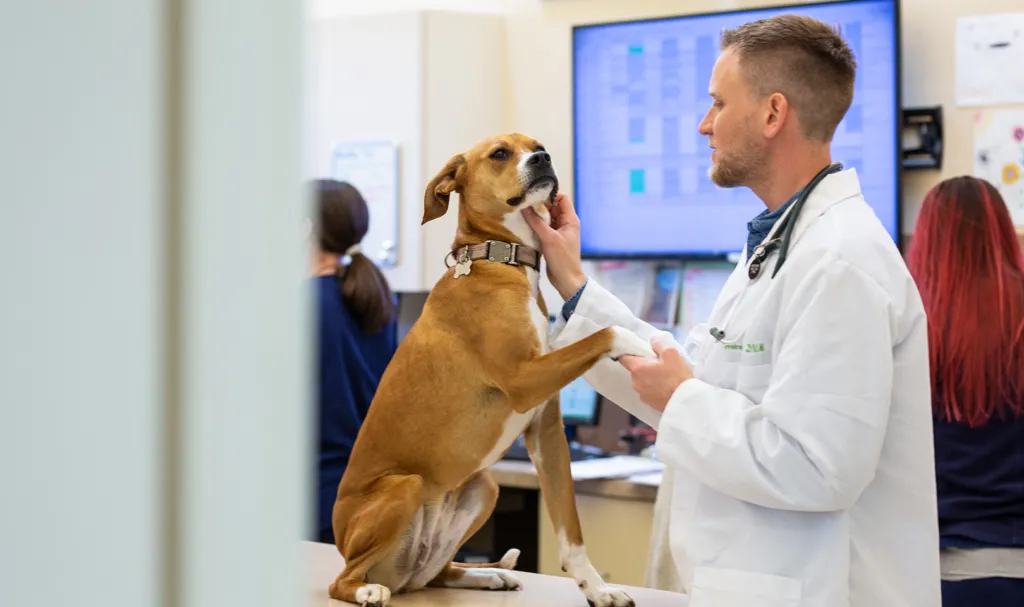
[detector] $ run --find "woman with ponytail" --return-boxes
[907,176,1024,605]
[309,179,397,544]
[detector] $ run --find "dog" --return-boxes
[328,133,654,607]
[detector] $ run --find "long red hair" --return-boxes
[907,176,1024,427]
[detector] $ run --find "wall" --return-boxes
[306,10,506,292]
[307,0,539,19]
[505,0,1024,238]
[308,13,427,291]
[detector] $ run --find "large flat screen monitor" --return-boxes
[572,0,901,258]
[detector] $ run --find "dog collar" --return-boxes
[445,240,541,278]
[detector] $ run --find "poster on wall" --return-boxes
[331,141,400,268]
[956,12,1024,106]
[974,109,1024,227]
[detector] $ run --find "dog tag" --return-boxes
[454,249,472,278]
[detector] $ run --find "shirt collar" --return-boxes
[746,189,801,255]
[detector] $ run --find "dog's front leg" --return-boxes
[505,326,652,412]
[524,401,635,607]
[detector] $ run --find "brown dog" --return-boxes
[328,134,652,607]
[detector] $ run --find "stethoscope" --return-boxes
[709,162,843,343]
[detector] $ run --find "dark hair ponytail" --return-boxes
[314,180,396,335]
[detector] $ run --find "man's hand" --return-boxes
[522,193,587,300]
[618,338,694,412]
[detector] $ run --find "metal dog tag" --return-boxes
[454,249,472,278]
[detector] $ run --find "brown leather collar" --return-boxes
[446,240,541,273]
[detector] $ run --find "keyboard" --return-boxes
[501,441,608,462]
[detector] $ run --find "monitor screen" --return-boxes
[572,0,900,258]
[560,375,600,426]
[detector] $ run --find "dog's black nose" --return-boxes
[526,151,552,167]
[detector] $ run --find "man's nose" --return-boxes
[698,116,712,136]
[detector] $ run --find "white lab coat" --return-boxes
[551,170,941,606]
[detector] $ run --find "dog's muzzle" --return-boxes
[507,152,559,206]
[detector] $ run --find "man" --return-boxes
[523,14,941,607]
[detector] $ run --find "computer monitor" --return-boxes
[560,375,601,427]
[572,0,902,258]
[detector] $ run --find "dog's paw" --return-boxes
[607,326,657,361]
[585,586,635,607]
[498,548,520,570]
[483,569,523,591]
[355,584,391,607]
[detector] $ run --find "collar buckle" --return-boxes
[486,240,514,263]
[507,242,520,266]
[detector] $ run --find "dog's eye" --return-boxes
[490,148,510,161]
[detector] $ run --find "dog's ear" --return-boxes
[422,154,466,224]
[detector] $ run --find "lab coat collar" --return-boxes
[748,169,862,262]
[788,168,862,244]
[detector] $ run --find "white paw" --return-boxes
[354,584,391,607]
[498,548,520,570]
[607,326,657,361]
[488,570,523,591]
[585,586,635,607]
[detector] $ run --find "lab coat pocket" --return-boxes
[736,363,773,403]
[690,566,802,607]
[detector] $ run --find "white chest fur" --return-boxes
[502,204,549,354]
[473,204,553,470]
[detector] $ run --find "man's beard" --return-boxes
[708,140,768,188]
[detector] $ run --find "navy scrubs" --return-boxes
[934,411,1024,604]
[314,274,397,544]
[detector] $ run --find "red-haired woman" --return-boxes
[907,175,1024,605]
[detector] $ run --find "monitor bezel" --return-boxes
[570,0,904,261]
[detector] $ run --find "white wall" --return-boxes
[308,13,427,291]
[307,10,507,292]
[308,0,540,19]
[2,2,310,607]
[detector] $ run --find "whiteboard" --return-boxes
[330,141,400,267]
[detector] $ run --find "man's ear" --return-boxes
[422,154,466,224]
[764,92,788,139]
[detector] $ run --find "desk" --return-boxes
[489,460,659,501]
[306,540,687,606]
[488,461,659,588]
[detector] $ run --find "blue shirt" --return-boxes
[314,274,397,542]
[745,191,800,258]
[561,190,802,321]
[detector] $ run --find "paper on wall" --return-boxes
[331,141,400,267]
[974,109,1024,227]
[955,12,1024,106]
[678,261,733,335]
[593,261,655,317]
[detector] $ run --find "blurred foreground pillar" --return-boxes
[2,2,312,607]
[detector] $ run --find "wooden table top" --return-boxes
[305,541,687,607]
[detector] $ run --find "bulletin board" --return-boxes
[974,109,1024,227]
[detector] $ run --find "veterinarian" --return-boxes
[309,179,398,545]
[523,15,940,607]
